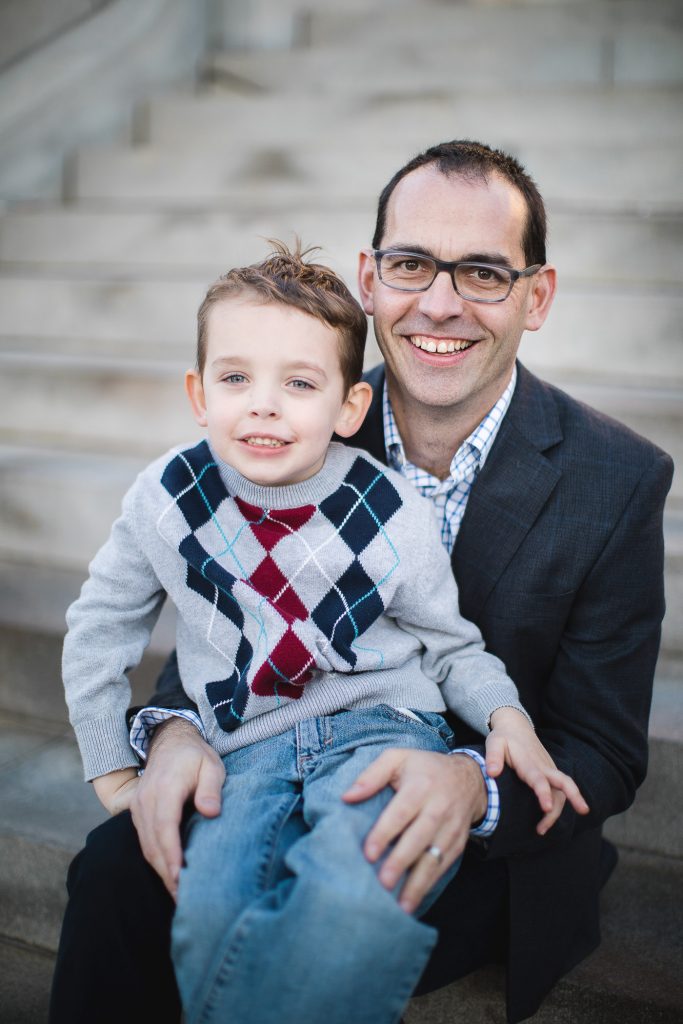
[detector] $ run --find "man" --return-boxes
[50,141,673,1024]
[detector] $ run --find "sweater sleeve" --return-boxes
[62,476,167,780]
[390,497,528,736]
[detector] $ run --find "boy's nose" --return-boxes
[248,390,281,418]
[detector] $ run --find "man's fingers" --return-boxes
[363,787,421,861]
[379,806,462,895]
[398,837,461,914]
[194,754,225,817]
[343,749,404,803]
[131,779,186,898]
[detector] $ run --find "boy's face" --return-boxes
[186,297,371,487]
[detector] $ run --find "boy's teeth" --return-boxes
[245,437,286,447]
[409,335,473,353]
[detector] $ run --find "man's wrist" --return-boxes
[450,747,500,837]
[130,706,205,761]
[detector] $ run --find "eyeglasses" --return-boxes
[373,250,542,303]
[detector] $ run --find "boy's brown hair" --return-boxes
[197,241,367,392]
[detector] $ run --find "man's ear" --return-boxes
[335,381,373,438]
[185,368,208,427]
[524,264,557,332]
[357,250,376,315]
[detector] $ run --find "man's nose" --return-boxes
[417,270,466,321]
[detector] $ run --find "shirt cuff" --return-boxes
[129,706,206,761]
[450,747,500,837]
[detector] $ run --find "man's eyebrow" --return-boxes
[384,245,515,268]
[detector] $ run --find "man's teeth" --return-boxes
[245,437,286,447]
[409,336,474,353]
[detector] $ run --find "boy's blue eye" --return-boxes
[288,379,314,390]
[223,373,247,384]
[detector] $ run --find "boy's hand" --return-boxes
[485,707,589,834]
[92,767,140,816]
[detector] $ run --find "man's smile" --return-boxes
[408,334,476,354]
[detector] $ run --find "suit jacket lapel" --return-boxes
[453,364,563,621]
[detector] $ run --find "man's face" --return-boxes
[185,297,355,487]
[358,166,555,419]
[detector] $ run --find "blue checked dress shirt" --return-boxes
[383,368,517,837]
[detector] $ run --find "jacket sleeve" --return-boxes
[484,448,673,858]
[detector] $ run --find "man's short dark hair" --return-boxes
[197,240,367,391]
[372,139,547,266]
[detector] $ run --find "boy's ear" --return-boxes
[185,368,208,427]
[334,381,373,438]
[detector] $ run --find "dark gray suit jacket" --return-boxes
[351,360,673,1020]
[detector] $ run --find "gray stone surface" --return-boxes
[139,87,683,150]
[0,936,54,1024]
[67,138,683,210]
[3,206,682,287]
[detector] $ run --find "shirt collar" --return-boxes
[383,365,517,481]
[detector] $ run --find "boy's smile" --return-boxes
[186,297,371,487]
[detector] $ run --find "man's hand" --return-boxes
[343,749,487,913]
[92,767,140,816]
[129,717,225,900]
[485,707,589,835]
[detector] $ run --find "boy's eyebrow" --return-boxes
[210,356,330,380]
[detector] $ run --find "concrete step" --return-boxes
[0,353,202,455]
[0,936,55,1024]
[0,351,680,475]
[2,206,681,288]
[137,86,683,151]
[0,279,680,388]
[0,206,368,289]
[66,140,683,211]
[302,0,683,59]
[207,4,683,91]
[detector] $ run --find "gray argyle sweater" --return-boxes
[63,440,525,780]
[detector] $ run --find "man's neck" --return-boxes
[387,377,509,480]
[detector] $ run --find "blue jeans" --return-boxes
[171,706,462,1024]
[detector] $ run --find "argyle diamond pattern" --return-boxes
[161,443,403,733]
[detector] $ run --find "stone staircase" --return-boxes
[0,1,681,1020]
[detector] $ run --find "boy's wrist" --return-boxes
[92,766,139,815]
[489,705,534,731]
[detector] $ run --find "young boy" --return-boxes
[62,243,586,1024]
